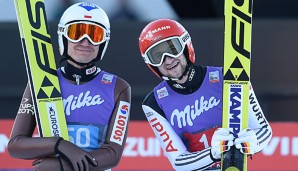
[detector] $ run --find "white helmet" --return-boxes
[57,2,110,65]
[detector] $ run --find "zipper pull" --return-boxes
[73,74,82,85]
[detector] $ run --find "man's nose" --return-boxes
[164,55,174,63]
[80,38,92,45]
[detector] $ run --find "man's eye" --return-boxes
[154,53,162,58]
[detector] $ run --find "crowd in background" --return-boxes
[1,0,298,22]
[0,0,178,22]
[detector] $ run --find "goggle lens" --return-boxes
[67,23,105,44]
[146,38,183,66]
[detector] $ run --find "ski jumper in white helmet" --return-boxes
[58,2,110,66]
[8,2,131,171]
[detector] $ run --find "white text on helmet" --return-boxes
[144,26,171,40]
[182,33,190,43]
[58,26,64,33]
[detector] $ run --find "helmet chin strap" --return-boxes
[162,63,191,81]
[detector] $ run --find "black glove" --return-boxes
[33,157,61,171]
[33,157,78,171]
[55,138,98,171]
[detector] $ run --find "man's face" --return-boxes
[67,38,99,64]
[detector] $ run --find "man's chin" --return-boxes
[168,72,182,79]
[75,56,95,62]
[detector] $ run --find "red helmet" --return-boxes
[139,19,195,79]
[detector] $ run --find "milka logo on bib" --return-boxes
[171,96,220,128]
[63,91,105,115]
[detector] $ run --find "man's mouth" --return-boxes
[166,61,179,70]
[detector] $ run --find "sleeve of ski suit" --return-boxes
[8,77,131,171]
[142,92,219,171]
[247,84,272,153]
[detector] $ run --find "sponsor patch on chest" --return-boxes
[157,87,169,99]
[209,71,220,83]
[101,74,113,84]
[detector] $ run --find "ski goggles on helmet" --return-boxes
[62,22,108,45]
[142,32,189,67]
